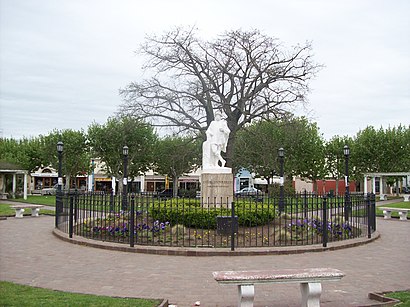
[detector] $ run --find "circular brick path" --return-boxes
[1,208,409,306]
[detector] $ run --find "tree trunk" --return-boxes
[172,175,179,197]
[65,175,71,191]
[118,180,123,194]
[225,133,236,168]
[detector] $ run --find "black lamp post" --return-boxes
[91,159,95,192]
[344,145,350,221]
[122,146,129,210]
[278,147,285,213]
[55,141,63,227]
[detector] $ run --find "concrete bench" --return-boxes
[379,207,410,221]
[10,204,44,218]
[403,195,410,202]
[213,268,345,307]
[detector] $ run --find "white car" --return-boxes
[235,187,263,197]
[41,184,58,195]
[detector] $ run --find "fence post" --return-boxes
[130,194,135,247]
[69,195,74,238]
[344,191,350,222]
[371,193,376,231]
[110,189,114,211]
[303,190,308,218]
[231,201,235,251]
[74,190,78,223]
[366,193,371,238]
[55,193,59,228]
[322,196,328,248]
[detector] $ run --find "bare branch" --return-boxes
[119,27,321,166]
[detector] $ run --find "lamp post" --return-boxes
[91,159,95,192]
[55,141,63,228]
[278,147,285,213]
[344,145,350,221]
[122,146,129,210]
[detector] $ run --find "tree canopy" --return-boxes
[0,137,44,172]
[87,116,157,192]
[120,27,320,166]
[42,129,90,188]
[352,125,410,175]
[154,135,201,196]
[234,117,325,183]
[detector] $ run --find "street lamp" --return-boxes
[278,147,285,213]
[57,141,63,191]
[55,141,63,228]
[90,159,95,192]
[122,146,129,210]
[344,145,350,221]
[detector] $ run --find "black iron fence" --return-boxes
[56,191,376,249]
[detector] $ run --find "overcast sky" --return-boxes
[1,0,409,140]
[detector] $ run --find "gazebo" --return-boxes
[0,161,28,200]
[363,172,410,200]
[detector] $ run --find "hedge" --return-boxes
[150,202,276,229]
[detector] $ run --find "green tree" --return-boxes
[351,126,380,174]
[120,27,320,167]
[381,125,409,172]
[42,129,90,189]
[87,116,157,193]
[284,117,325,183]
[324,136,352,194]
[402,125,410,171]
[234,117,325,185]
[154,136,201,196]
[233,120,281,183]
[0,137,45,172]
[351,125,410,191]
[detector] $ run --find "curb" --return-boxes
[363,291,403,307]
[157,299,169,307]
[53,228,380,256]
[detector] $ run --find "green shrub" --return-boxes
[178,189,198,198]
[268,183,296,197]
[150,202,276,229]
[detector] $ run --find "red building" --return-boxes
[315,179,356,195]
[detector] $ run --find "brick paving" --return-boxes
[0,204,409,306]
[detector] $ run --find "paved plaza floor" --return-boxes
[0,204,409,306]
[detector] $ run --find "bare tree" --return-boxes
[119,27,320,167]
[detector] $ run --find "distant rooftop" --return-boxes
[0,160,26,171]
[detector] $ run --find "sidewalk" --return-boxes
[0,209,409,306]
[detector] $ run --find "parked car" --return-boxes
[41,184,58,196]
[155,189,181,199]
[235,187,263,197]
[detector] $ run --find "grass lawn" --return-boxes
[0,203,55,217]
[376,201,410,218]
[10,195,56,206]
[0,281,162,307]
[385,290,410,306]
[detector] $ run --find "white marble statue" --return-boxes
[202,113,230,169]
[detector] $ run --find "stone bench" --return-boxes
[213,268,345,307]
[403,195,410,202]
[379,207,410,221]
[10,204,44,218]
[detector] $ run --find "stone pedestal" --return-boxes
[201,168,233,208]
